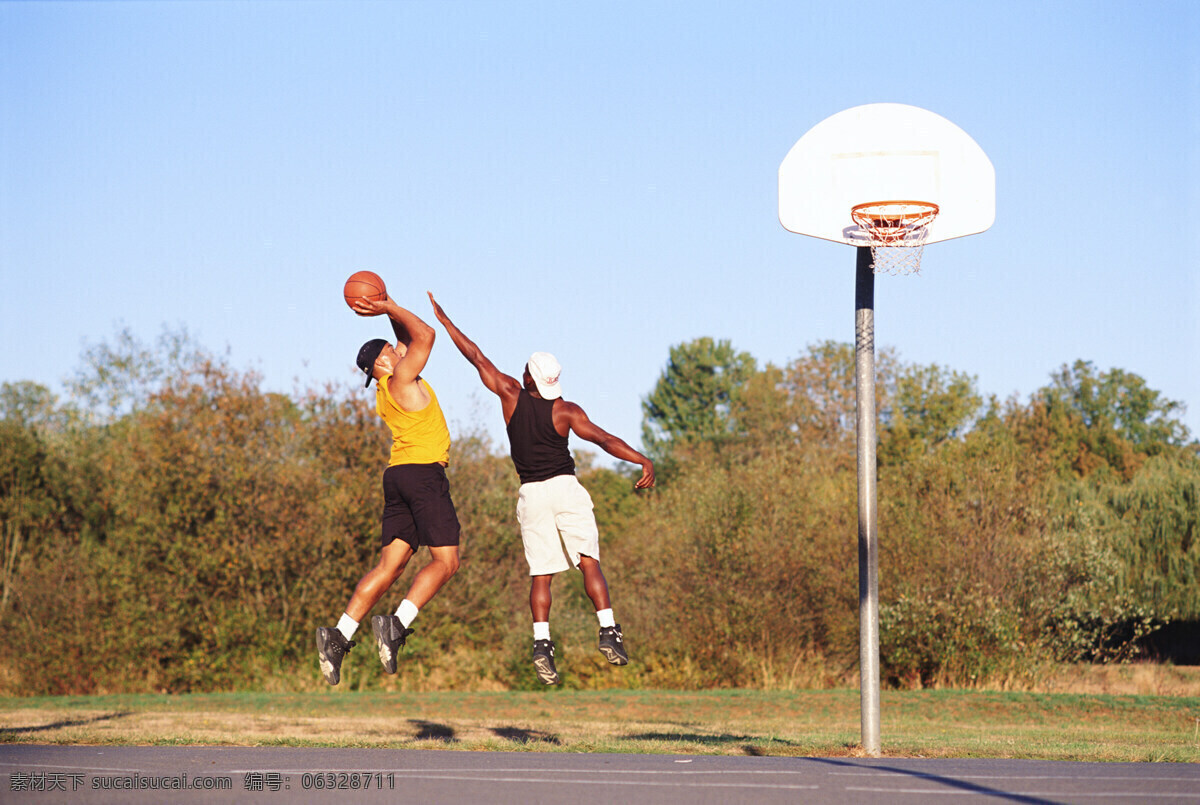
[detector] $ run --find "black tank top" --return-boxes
[507,390,575,484]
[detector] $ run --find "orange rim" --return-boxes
[851,200,939,230]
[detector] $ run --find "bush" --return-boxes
[880,586,1026,687]
[3,334,1197,694]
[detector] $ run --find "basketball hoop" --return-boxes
[851,201,940,276]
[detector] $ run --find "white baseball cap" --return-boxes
[527,352,562,399]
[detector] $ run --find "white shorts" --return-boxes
[516,474,600,576]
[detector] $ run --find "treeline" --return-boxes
[1,329,1196,695]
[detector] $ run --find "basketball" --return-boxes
[344,271,387,310]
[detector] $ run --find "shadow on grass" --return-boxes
[408,719,457,742]
[409,720,561,746]
[805,757,1060,805]
[0,711,132,735]
[490,726,562,745]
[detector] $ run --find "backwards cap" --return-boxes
[527,352,562,399]
[356,339,389,388]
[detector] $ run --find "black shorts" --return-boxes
[381,463,461,551]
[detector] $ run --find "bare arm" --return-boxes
[427,292,521,404]
[353,295,435,385]
[555,401,655,489]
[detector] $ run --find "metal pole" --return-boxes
[854,246,881,757]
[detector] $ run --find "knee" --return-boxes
[372,560,405,586]
[436,552,460,579]
[579,556,605,579]
[375,541,412,582]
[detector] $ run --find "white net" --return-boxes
[851,201,939,276]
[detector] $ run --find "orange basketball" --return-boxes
[343,271,387,310]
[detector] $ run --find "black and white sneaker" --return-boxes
[532,639,559,685]
[598,624,628,665]
[371,615,414,674]
[316,627,355,685]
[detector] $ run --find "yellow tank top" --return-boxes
[376,376,451,466]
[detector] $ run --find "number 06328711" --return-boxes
[301,773,395,790]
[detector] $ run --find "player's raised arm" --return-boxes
[353,295,435,385]
[555,401,655,489]
[427,293,521,400]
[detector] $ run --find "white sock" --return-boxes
[533,622,551,642]
[336,613,359,641]
[596,608,616,629]
[395,599,419,629]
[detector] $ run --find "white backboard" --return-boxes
[779,103,995,246]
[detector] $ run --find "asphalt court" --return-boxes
[3,745,1199,804]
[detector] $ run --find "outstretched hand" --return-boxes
[427,291,449,323]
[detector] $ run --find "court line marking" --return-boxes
[229,767,832,776]
[833,772,1200,782]
[846,788,1200,799]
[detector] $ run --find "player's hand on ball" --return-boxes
[352,296,390,317]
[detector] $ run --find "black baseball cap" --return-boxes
[356,339,389,387]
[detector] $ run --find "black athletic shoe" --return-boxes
[316,627,355,686]
[371,615,414,675]
[532,639,559,685]
[598,624,628,665]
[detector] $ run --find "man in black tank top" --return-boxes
[429,294,654,684]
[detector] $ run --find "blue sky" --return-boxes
[2,1,1197,462]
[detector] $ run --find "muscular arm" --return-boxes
[555,401,655,489]
[388,301,436,383]
[353,295,436,403]
[428,293,521,410]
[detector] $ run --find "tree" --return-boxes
[0,382,60,429]
[732,340,902,455]
[1105,452,1200,618]
[880,363,982,464]
[641,337,756,464]
[67,325,209,422]
[1021,360,1192,479]
[0,419,56,623]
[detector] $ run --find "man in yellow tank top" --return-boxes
[316,291,462,686]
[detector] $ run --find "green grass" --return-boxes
[2,689,1197,762]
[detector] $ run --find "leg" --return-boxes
[579,556,628,666]
[518,481,568,685]
[402,545,460,608]
[553,476,610,613]
[530,574,553,622]
[578,555,611,611]
[529,574,558,684]
[345,539,414,621]
[317,539,413,686]
[370,464,462,673]
[396,463,461,610]
[552,479,626,665]
[371,546,458,677]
